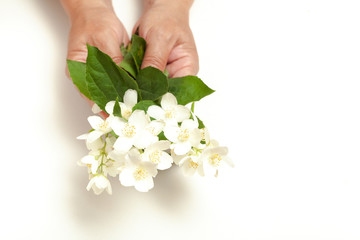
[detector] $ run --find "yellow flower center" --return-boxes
[178,129,190,142]
[209,154,222,167]
[98,121,109,131]
[149,150,161,164]
[165,107,176,119]
[122,108,132,120]
[133,168,149,181]
[122,123,136,137]
[146,126,157,136]
[188,160,199,169]
[200,131,205,140]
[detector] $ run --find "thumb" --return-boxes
[141,37,173,71]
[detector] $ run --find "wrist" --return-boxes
[61,0,114,21]
[143,0,193,12]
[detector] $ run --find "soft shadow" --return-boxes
[34,0,191,232]
[150,167,192,212]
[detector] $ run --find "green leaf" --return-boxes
[130,34,146,71]
[120,43,128,56]
[137,67,168,101]
[191,102,195,112]
[119,34,146,78]
[197,115,205,129]
[113,97,122,117]
[168,76,215,105]
[132,100,156,112]
[119,53,137,78]
[67,60,92,100]
[158,131,167,141]
[85,45,139,110]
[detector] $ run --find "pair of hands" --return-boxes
[63,0,199,80]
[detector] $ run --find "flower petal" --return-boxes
[133,131,158,149]
[95,175,109,189]
[147,120,164,136]
[92,185,105,195]
[113,137,133,153]
[135,178,154,192]
[87,130,104,143]
[106,183,112,195]
[147,105,165,120]
[129,110,148,130]
[164,125,180,143]
[173,142,192,155]
[157,152,173,170]
[80,155,95,164]
[110,117,126,136]
[161,92,177,108]
[105,101,115,115]
[88,116,104,130]
[92,103,101,114]
[86,177,96,191]
[108,150,126,162]
[224,156,235,168]
[189,129,202,147]
[181,119,198,130]
[77,133,89,140]
[175,106,191,122]
[91,161,99,174]
[182,161,197,176]
[151,140,171,151]
[119,169,136,187]
[141,161,158,177]
[205,146,229,156]
[124,89,138,108]
[203,163,217,177]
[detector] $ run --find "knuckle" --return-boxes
[143,55,166,69]
[67,48,87,62]
[111,56,123,64]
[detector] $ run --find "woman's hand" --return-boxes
[61,0,129,117]
[134,0,199,78]
[62,0,129,64]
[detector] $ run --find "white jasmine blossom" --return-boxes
[79,155,99,174]
[110,110,149,152]
[76,93,232,194]
[147,93,190,125]
[135,119,165,149]
[77,133,105,151]
[142,141,173,170]
[119,148,158,192]
[164,119,202,155]
[91,103,101,114]
[179,152,204,177]
[101,136,124,177]
[199,127,210,149]
[105,89,138,119]
[86,174,112,195]
[200,141,234,177]
[86,115,113,143]
[70,34,232,195]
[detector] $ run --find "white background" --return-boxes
[1,0,360,239]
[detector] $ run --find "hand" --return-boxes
[134,0,199,78]
[63,0,129,64]
[62,0,128,117]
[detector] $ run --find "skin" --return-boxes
[61,0,199,117]
[135,0,199,78]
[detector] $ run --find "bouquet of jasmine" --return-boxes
[67,34,234,194]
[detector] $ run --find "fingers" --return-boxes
[67,37,127,65]
[141,32,175,71]
[166,44,199,78]
[67,36,88,63]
